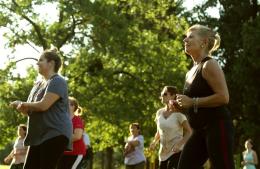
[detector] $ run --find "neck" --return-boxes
[247,148,252,152]
[191,52,208,65]
[42,71,57,80]
[166,105,175,112]
[133,133,139,137]
[70,113,74,119]
[19,135,25,139]
[166,108,173,113]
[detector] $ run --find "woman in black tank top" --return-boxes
[176,24,235,169]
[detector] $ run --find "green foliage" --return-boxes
[0,0,189,153]
[65,0,189,151]
[0,64,37,149]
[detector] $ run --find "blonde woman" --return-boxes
[176,24,235,169]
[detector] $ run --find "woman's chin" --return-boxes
[184,49,192,55]
[38,69,45,75]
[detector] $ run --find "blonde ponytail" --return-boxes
[209,32,221,55]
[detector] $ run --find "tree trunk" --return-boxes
[101,151,105,169]
[104,147,113,169]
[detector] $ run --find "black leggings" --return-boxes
[57,154,83,169]
[24,135,68,169]
[10,163,24,169]
[178,119,235,169]
[159,152,181,169]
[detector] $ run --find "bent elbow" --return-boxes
[223,95,229,105]
[187,129,193,137]
[219,93,229,105]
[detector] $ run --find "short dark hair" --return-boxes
[164,86,179,96]
[42,48,62,72]
[130,122,141,134]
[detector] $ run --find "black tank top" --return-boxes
[183,57,230,129]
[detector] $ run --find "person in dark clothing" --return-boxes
[176,24,235,169]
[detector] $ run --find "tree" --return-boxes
[0,0,190,168]
[0,63,37,149]
[66,0,189,151]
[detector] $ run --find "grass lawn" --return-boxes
[0,165,9,169]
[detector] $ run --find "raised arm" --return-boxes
[19,92,60,113]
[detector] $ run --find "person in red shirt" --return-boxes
[57,97,86,169]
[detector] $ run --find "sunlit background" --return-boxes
[0,0,220,76]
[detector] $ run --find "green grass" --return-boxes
[0,165,9,169]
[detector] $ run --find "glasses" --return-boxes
[160,92,168,97]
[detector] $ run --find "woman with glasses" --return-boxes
[149,86,192,169]
[57,96,86,169]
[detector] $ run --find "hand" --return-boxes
[9,100,22,108]
[16,102,29,115]
[149,142,157,151]
[4,156,12,164]
[241,161,245,165]
[241,160,251,165]
[168,99,181,111]
[172,142,182,153]
[176,94,193,109]
[124,142,135,156]
[241,160,249,165]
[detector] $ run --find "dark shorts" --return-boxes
[125,161,145,169]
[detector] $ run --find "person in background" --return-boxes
[57,96,86,169]
[83,132,91,149]
[176,24,235,169]
[78,132,92,169]
[10,49,72,169]
[149,86,192,169]
[124,123,146,169]
[4,124,28,169]
[241,139,258,169]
